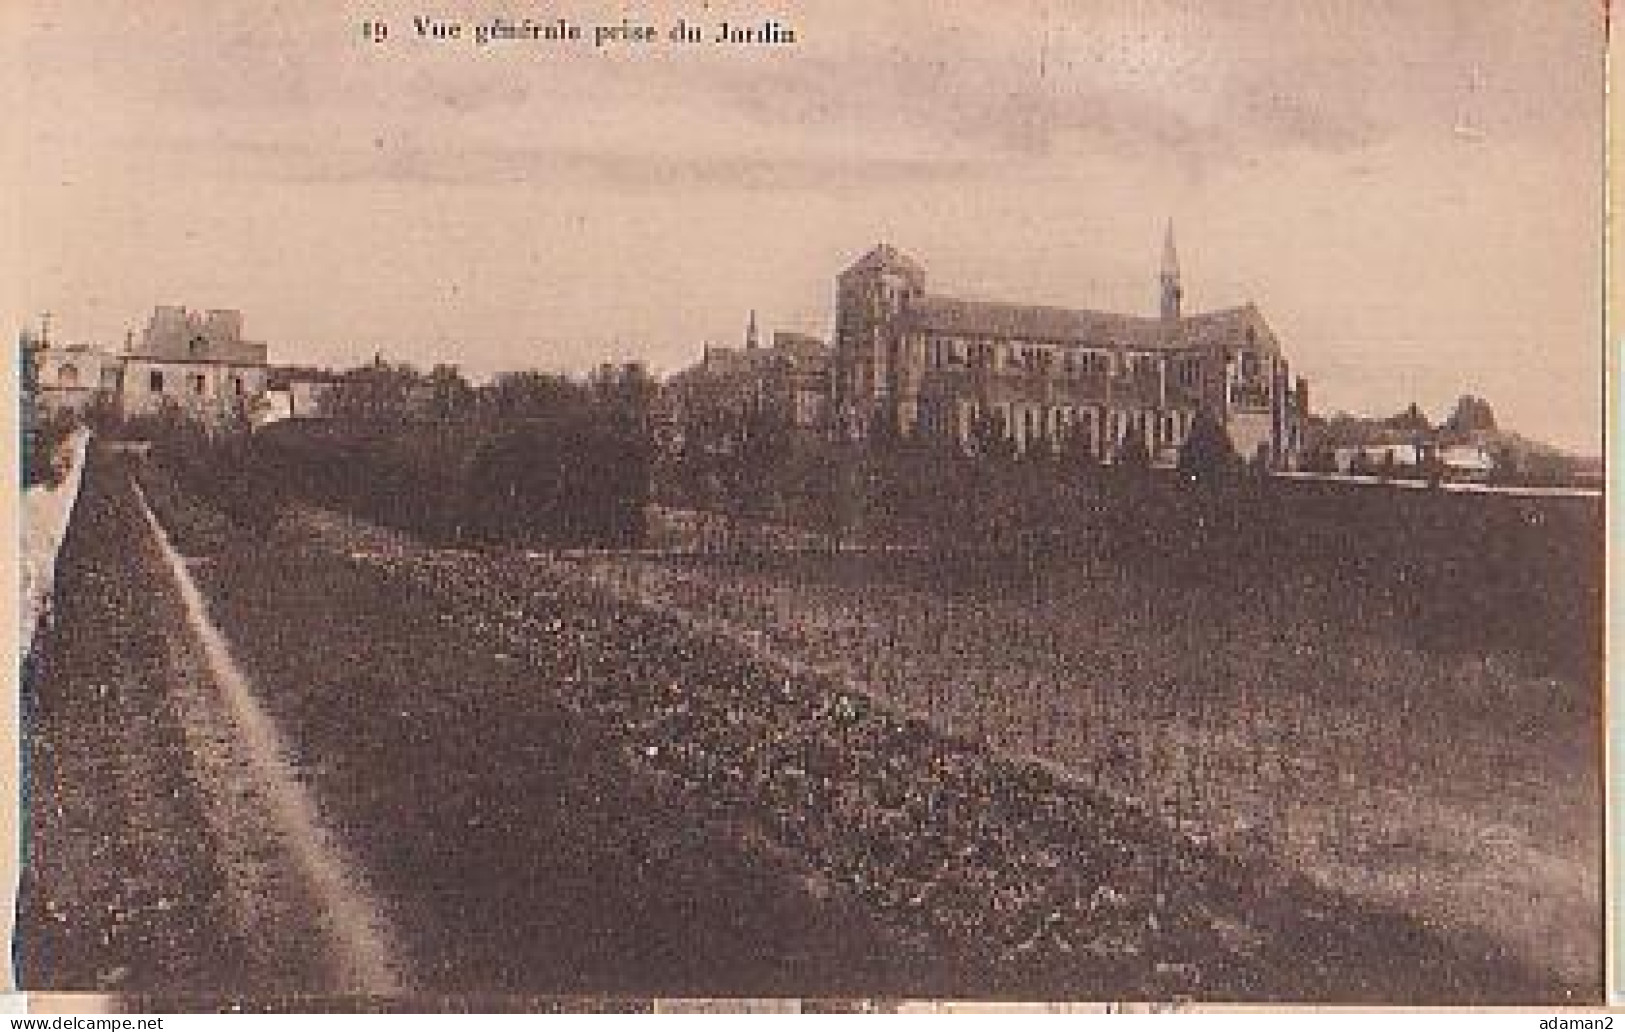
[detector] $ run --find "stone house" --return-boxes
[30,306,271,424]
[119,307,269,419]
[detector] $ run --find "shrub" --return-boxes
[1176,407,1237,484]
[465,411,650,549]
[22,407,78,490]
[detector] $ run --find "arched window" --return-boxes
[149,370,165,393]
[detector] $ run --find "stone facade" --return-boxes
[31,306,271,424]
[33,343,122,413]
[830,235,1309,467]
[262,367,342,423]
[119,306,270,419]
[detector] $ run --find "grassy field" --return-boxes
[140,504,1568,1000]
[183,532,898,999]
[118,442,1600,1001]
[576,538,1602,993]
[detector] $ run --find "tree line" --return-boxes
[660,383,1250,555]
[112,360,657,551]
[19,334,81,489]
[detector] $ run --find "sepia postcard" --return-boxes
[3,0,1612,1013]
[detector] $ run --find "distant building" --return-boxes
[668,312,833,431]
[262,366,343,423]
[1334,443,1424,472]
[830,230,1310,467]
[119,306,270,419]
[30,306,271,424]
[1438,444,1495,479]
[1331,441,1496,481]
[32,341,122,413]
[765,331,833,428]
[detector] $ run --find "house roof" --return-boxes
[132,305,268,365]
[901,295,1280,354]
[840,242,927,281]
[771,331,827,361]
[131,329,268,365]
[266,366,343,390]
[1176,304,1281,355]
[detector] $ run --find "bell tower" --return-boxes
[832,243,926,439]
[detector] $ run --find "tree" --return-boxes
[478,370,586,421]
[589,361,656,417]
[425,363,476,421]
[1176,407,1237,483]
[1302,445,1338,474]
[219,390,271,438]
[82,390,123,436]
[590,363,657,546]
[865,404,903,452]
[323,359,425,420]
[20,332,81,489]
[1023,427,1059,464]
[1487,440,1524,485]
[726,397,794,521]
[1057,418,1101,474]
[666,374,795,547]
[968,407,1015,462]
[798,438,863,550]
[20,332,51,487]
[1420,444,1445,488]
[1114,420,1152,472]
[1442,394,1497,439]
[1385,402,1432,435]
[463,401,653,549]
[667,376,740,507]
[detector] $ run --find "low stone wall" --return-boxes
[20,428,91,657]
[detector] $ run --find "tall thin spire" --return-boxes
[1159,220,1182,321]
[745,308,760,350]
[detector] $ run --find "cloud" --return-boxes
[9,0,1602,452]
[18,0,1596,193]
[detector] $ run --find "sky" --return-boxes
[1,0,1606,452]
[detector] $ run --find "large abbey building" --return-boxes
[830,229,1309,467]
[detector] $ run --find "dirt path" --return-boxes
[19,451,405,996]
[20,449,247,991]
[131,481,407,995]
